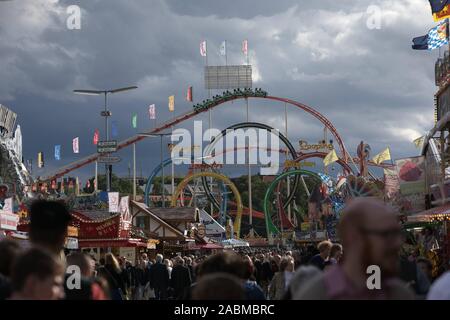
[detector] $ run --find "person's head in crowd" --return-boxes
[242,256,255,280]
[417,257,433,282]
[99,258,105,266]
[185,257,192,266]
[104,253,121,274]
[155,254,163,264]
[338,198,403,278]
[280,257,295,272]
[317,240,332,259]
[197,251,245,280]
[329,243,343,262]
[163,259,171,269]
[192,273,245,300]
[0,239,22,277]
[273,254,282,266]
[289,266,323,299]
[137,258,147,270]
[118,257,126,270]
[10,247,65,300]
[178,256,186,266]
[66,252,94,278]
[29,200,71,255]
[141,253,148,262]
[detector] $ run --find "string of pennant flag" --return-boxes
[36,85,195,168]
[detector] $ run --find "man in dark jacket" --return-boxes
[150,254,169,300]
[170,256,192,299]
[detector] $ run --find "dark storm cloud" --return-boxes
[0,0,439,181]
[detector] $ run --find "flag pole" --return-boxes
[133,143,136,200]
[247,97,253,238]
[95,161,98,192]
[205,40,213,216]
[285,102,292,223]
[171,126,175,200]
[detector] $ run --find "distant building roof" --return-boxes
[72,210,117,222]
[149,207,197,222]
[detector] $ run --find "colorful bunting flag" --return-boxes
[72,137,79,154]
[220,41,226,56]
[372,148,391,165]
[200,40,207,57]
[111,121,119,138]
[149,104,156,120]
[186,86,193,102]
[413,136,425,148]
[93,129,99,145]
[168,95,175,112]
[323,149,338,167]
[37,152,44,168]
[428,20,449,50]
[242,39,248,56]
[132,113,137,129]
[54,145,61,161]
[429,0,450,21]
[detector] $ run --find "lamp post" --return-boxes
[74,86,137,192]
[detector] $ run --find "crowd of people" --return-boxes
[0,198,450,300]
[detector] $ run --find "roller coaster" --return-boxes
[41,88,388,240]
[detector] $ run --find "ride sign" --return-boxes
[97,141,117,153]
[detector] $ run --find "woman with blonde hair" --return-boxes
[269,257,295,300]
[97,253,127,300]
[164,259,173,279]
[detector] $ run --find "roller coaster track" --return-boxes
[41,95,348,182]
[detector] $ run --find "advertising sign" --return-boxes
[0,213,19,231]
[395,156,426,195]
[108,192,120,213]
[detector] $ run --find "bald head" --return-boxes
[337,198,402,276]
[338,198,396,243]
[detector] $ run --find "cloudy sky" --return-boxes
[0,0,441,182]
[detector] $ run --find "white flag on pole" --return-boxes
[149,104,156,120]
[108,192,120,213]
[220,41,226,56]
[72,137,79,154]
[200,40,207,57]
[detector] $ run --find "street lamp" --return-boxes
[74,86,138,192]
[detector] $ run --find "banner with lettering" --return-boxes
[108,192,120,213]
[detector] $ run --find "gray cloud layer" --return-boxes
[0,0,440,181]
